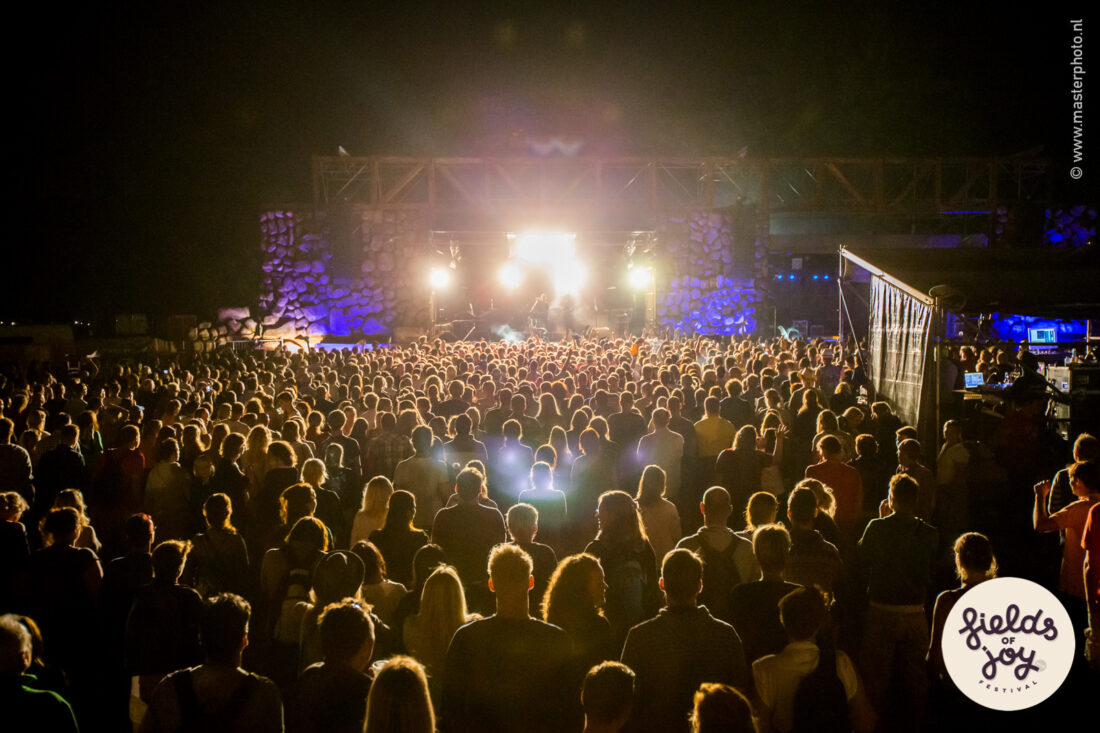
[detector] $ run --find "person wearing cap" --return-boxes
[298,550,367,670]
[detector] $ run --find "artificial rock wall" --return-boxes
[656,206,768,336]
[243,205,768,342]
[254,208,431,340]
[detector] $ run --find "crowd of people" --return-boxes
[0,332,1096,732]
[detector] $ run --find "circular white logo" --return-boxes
[941,576,1075,711]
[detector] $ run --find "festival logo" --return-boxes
[941,576,1075,711]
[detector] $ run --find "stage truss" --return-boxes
[313,155,1052,225]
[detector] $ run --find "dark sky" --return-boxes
[5,2,1090,322]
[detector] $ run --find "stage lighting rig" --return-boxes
[498,262,524,289]
[512,231,576,265]
[553,259,585,296]
[628,265,654,290]
[429,267,452,289]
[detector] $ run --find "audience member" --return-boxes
[369,490,429,587]
[857,474,937,728]
[690,683,756,733]
[729,524,801,665]
[636,408,684,505]
[0,613,78,732]
[581,661,635,733]
[140,594,283,733]
[431,468,506,611]
[394,426,450,531]
[752,586,874,733]
[352,540,408,625]
[402,565,479,702]
[675,486,760,621]
[364,655,435,733]
[586,491,661,640]
[126,539,203,700]
[543,552,616,678]
[927,532,996,689]
[804,435,862,537]
[1034,460,1100,623]
[441,544,573,733]
[620,548,749,733]
[517,461,568,552]
[635,464,682,564]
[291,599,375,733]
[505,502,557,607]
[781,488,842,597]
[350,475,393,547]
[182,492,250,597]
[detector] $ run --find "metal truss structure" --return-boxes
[312,155,1051,225]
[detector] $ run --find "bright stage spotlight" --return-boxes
[553,259,585,295]
[498,262,524,289]
[429,267,451,289]
[628,265,653,290]
[513,232,576,265]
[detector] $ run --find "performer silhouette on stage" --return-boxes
[529,293,549,334]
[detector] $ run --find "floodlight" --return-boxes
[513,232,575,265]
[553,259,585,295]
[429,268,451,289]
[498,262,524,289]
[628,266,653,290]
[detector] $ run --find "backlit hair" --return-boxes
[364,656,435,733]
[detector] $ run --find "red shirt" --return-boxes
[805,460,863,525]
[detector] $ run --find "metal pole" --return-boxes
[837,249,844,343]
[934,298,943,453]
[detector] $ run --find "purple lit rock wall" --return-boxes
[258,211,337,337]
[656,207,768,335]
[1044,205,1097,247]
[255,209,431,339]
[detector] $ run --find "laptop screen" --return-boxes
[964,372,985,388]
[1029,327,1056,344]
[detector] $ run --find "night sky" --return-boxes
[6,2,1092,323]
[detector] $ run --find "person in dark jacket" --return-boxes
[620,549,749,733]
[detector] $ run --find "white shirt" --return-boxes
[752,640,859,733]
